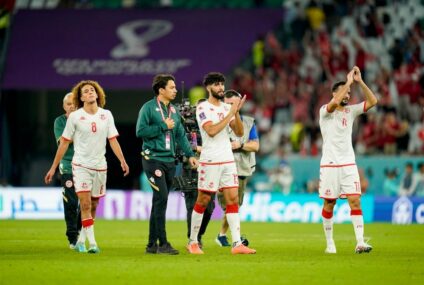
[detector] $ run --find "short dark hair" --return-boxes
[203,72,225,87]
[331,81,346,93]
[152,74,175,95]
[224,89,242,98]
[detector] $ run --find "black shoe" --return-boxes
[241,235,249,246]
[145,243,158,254]
[157,242,179,255]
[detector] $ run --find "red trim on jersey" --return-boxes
[343,193,361,197]
[108,135,119,140]
[200,161,235,166]
[363,101,367,112]
[226,204,239,214]
[320,163,356,168]
[198,188,217,193]
[82,218,94,228]
[322,209,333,219]
[72,163,108,172]
[193,203,206,214]
[219,186,239,192]
[92,194,106,199]
[201,120,213,127]
[351,209,363,216]
[76,189,91,193]
[319,196,338,200]
[61,136,71,141]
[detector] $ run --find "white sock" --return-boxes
[85,225,97,246]
[226,213,241,246]
[189,211,203,243]
[77,228,86,244]
[351,214,364,245]
[219,233,227,237]
[322,217,334,245]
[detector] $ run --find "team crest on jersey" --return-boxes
[80,116,86,120]
[170,106,176,113]
[199,112,206,121]
[200,169,205,174]
[81,182,88,189]
[208,182,214,188]
[210,108,214,111]
[325,189,331,196]
[154,169,162,177]
[65,180,73,188]
[100,114,106,120]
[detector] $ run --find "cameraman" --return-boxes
[174,98,215,249]
[216,90,260,247]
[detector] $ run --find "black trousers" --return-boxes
[142,158,176,246]
[183,191,215,242]
[61,173,81,245]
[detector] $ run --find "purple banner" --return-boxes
[2,9,282,90]
[95,191,224,220]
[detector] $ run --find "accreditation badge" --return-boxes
[165,131,171,150]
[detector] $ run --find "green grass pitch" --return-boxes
[1,220,423,285]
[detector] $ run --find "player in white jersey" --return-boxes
[187,72,256,255]
[45,80,129,254]
[319,66,377,254]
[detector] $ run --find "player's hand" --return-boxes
[237,95,247,111]
[229,100,239,115]
[121,160,130,176]
[44,168,56,184]
[346,69,354,84]
[352,66,362,82]
[231,140,242,150]
[188,157,199,169]
[165,118,175,129]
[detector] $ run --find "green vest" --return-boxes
[53,114,74,174]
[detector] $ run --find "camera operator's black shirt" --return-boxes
[136,97,194,163]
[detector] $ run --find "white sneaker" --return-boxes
[355,242,372,254]
[325,243,337,254]
[69,243,76,250]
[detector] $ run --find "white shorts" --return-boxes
[72,164,107,198]
[319,164,361,199]
[197,162,238,193]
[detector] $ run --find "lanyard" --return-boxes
[156,97,172,122]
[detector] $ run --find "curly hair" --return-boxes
[203,72,225,87]
[71,80,106,109]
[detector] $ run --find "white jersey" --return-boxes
[196,100,235,163]
[319,102,365,166]
[62,107,118,170]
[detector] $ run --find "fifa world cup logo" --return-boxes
[111,20,173,59]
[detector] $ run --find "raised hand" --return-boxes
[237,95,247,111]
[352,66,362,82]
[346,69,355,84]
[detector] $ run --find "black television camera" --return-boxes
[173,98,201,193]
